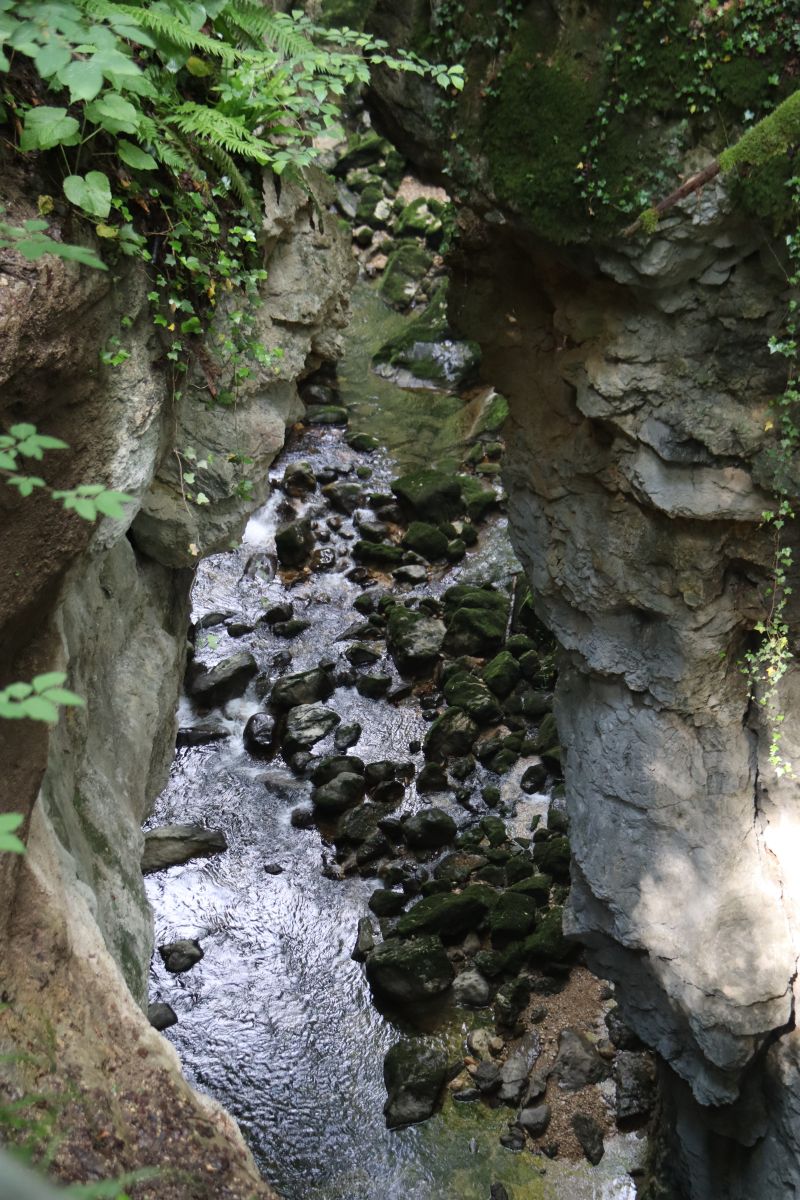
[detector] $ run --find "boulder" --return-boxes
[387,606,446,674]
[552,1029,611,1091]
[351,917,376,963]
[482,651,520,698]
[355,673,392,699]
[142,824,227,874]
[275,517,314,567]
[489,893,538,941]
[379,243,432,309]
[311,772,365,814]
[424,709,478,760]
[391,468,463,521]
[176,718,230,747]
[534,835,571,882]
[572,1113,605,1165]
[383,1041,448,1129]
[498,1032,541,1105]
[243,711,276,757]
[396,885,494,939]
[147,1002,177,1031]
[442,672,502,725]
[517,1102,551,1138]
[402,521,449,561]
[452,968,492,1007]
[403,807,457,850]
[365,935,454,1002]
[282,461,316,495]
[187,651,257,705]
[283,703,340,753]
[158,939,204,974]
[270,667,335,711]
[369,888,407,917]
[614,1051,658,1124]
[322,480,363,514]
[442,586,509,657]
[310,755,365,785]
[353,540,405,568]
[334,721,362,750]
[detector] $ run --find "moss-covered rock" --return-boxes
[404,806,458,849]
[482,651,520,698]
[353,540,405,567]
[522,906,572,963]
[402,521,449,561]
[396,196,444,239]
[443,585,509,657]
[423,707,479,760]
[509,874,552,905]
[379,243,433,309]
[396,884,495,938]
[442,671,502,725]
[365,934,454,1001]
[457,474,497,523]
[489,892,538,940]
[534,834,571,882]
[391,468,464,521]
[386,605,446,674]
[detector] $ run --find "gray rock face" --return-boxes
[446,160,800,1195]
[142,824,228,874]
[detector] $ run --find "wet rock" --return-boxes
[474,1060,501,1094]
[443,673,502,725]
[379,244,433,309]
[365,935,454,1002]
[337,802,383,844]
[356,829,392,865]
[402,521,449,561]
[262,602,294,626]
[572,1113,605,1165]
[482,651,520,699]
[312,772,365,814]
[353,540,405,568]
[301,382,338,407]
[273,618,312,639]
[387,606,446,674]
[435,852,487,885]
[393,563,428,585]
[142,824,228,875]
[404,807,458,850]
[356,519,388,544]
[243,711,277,757]
[290,805,315,829]
[176,719,230,747]
[498,1032,541,1105]
[226,619,255,638]
[499,1126,526,1152]
[347,431,380,452]
[391,468,464,522]
[452,968,492,1007]
[275,517,315,567]
[159,939,204,974]
[306,405,349,425]
[521,763,548,793]
[352,916,376,962]
[494,977,532,1034]
[346,643,382,666]
[504,682,551,719]
[282,461,316,496]
[355,673,392,699]
[383,1040,448,1129]
[283,703,340,753]
[372,779,405,805]
[310,755,365,785]
[442,585,509,658]
[335,721,362,751]
[424,709,478,761]
[263,863,284,875]
[187,651,258,705]
[614,1050,658,1124]
[508,873,551,905]
[396,886,494,939]
[453,1087,481,1103]
[322,480,363,514]
[270,667,334,710]
[523,907,572,963]
[482,785,501,808]
[147,1002,177,1031]
[531,712,559,754]
[518,1102,551,1138]
[195,609,237,631]
[553,1029,612,1091]
[368,888,407,917]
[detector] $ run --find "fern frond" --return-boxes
[262,12,317,60]
[199,141,262,226]
[215,0,275,47]
[166,102,271,163]
[80,0,240,64]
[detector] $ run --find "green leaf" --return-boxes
[20,106,80,151]
[4,683,32,699]
[34,39,72,78]
[9,423,35,438]
[85,92,139,135]
[116,139,157,170]
[0,813,23,834]
[93,490,134,519]
[41,687,85,707]
[63,171,112,220]
[32,672,68,693]
[21,695,59,722]
[0,831,26,854]
[58,57,105,102]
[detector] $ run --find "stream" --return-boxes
[144,280,646,1200]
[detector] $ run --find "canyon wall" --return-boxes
[0,165,353,1195]
[366,1,800,1194]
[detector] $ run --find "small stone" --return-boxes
[263,863,284,875]
[572,1113,605,1165]
[369,888,407,917]
[290,805,315,829]
[452,968,492,1008]
[243,711,277,757]
[518,1102,551,1138]
[553,1029,611,1091]
[474,1061,501,1094]
[158,939,203,974]
[335,722,362,751]
[148,1002,177,1031]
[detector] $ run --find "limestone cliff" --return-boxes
[0,164,354,1195]
[365,1,800,1194]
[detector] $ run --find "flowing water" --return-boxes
[145,281,645,1200]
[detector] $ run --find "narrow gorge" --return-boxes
[1,2,798,1199]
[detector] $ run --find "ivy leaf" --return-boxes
[58,58,105,102]
[116,139,157,170]
[63,171,112,219]
[20,106,80,151]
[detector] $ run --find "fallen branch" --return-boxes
[622,160,721,237]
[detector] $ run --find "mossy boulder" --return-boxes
[365,935,454,1002]
[532,711,559,753]
[482,651,520,698]
[489,893,538,941]
[386,605,446,674]
[457,475,497,523]
[275,517,314,567]
[480,815,507,848]
[391,468,464,521]
[509,874,552,904]
[396,885,495,938]
[522,906,572,962]
[380,243,433,309]
[534,835,571,882]
[353,540,405,568]
[271,667,334,711]
[402,521,449,561]
[369,889,407,918]
[424,708,479,760]
[383,1040,449,1130]
[306,405,349,426]
[443,585,509,657]
[311,772,366,814]
[475,391,509,436]
[442,672,502,725]
[395,196,444,239]
[373,283,481,389]
[434,851,488,885]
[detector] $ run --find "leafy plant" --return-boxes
[0,813,25,853]
[0,423,134,518]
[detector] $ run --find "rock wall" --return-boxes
[0,164,354,1194]
[362,1,800,1191]
[448,170,800,1198]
